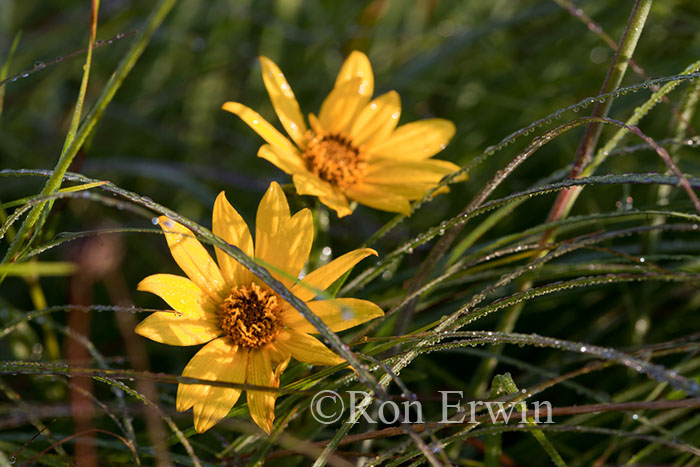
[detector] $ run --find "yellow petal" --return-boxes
[259,56,307,147]
[291,173,353,218]
[369,119,456,160]
[254,182,291,265]
[308,113,323,135]
[137,274,218,318]
[334,50,374,101]
[176,339,247,424]
[157,216,226,301]
[364,159,461,186]
[318,77,365,134]
[191,343,248,433]
[349,91,401,146]
[213,192,254,287]
[275,329,345,366]
[292,172,335,197]
[278,209,314,286]
[246,348,276,434]
[222,102,298,155]
[344,184,412,216]
[319,195,353,218]
[291,248,377,302]
[258,144,306,175]
[135,312,222,346]
[374,182,436,199]
[266,342,291,367]
[254,182,311,286]
[281,298,384,333]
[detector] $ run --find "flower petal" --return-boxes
[254,183,312,287]
[255,182,291,269]
[246,348,276,434]
[369,119,456,160]
[344,184,412,216]
[319,195,353,218]
[318,77,365,134]
[258,144,306,175]
[291,248,377,302]
[275,329,345,366]
[176,338,247,431]
[222,101,298,155]
[157,216,226,300]
[137,274,218,318]
[349,91,401,146]
[281,298,384,333]
[213,192,254,287]
[191,344,248,433]
[334,51,374,102]
[135,312,222,346]
[364,159,461,186]
[291,173,353,218]
[292,172,335,197]
[277,209,314,286]
[259,56,308,148]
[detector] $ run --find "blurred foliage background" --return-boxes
[2,0,700,465]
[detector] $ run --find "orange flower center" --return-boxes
[301,132,366,188]
[219,283,282,349]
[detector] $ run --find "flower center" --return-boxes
[219,283,282,349]
[301,132,366,188]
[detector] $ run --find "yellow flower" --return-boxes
[222,51,461,217]
[135,182,383,433]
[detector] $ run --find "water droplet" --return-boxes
[151,217,159,225]
[580,346,587,352]
[21,73,29,78]
[407,247,414,254]
[34,61,46,70]
[632,414,639,420]
[639,257,645,263]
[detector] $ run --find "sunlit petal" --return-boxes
[364,159,461,186]
[275,329,345,366]
[349,91,401,146]
[254,182,311,286]
[157,216,226,300]
[222,101,298,155]
[334,50,374,102]
[259,56,307,147]
[281,298,384,333]
[369,119,456,160]
[135,312,221,346]
[246,348,276,434]
[137,274,218,318]
[176,338,247,431]
[291,248,377,302]
[213,192,254,287]
[258,144,306,175]
[344,184,412,216]
[318,78,365,134]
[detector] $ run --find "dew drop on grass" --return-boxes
[151,217,159,225]
[34,61,46,70]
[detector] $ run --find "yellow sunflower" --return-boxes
[222,51,461,217]
[135,182,383,433]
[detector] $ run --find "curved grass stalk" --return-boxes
[0,0,177,281]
